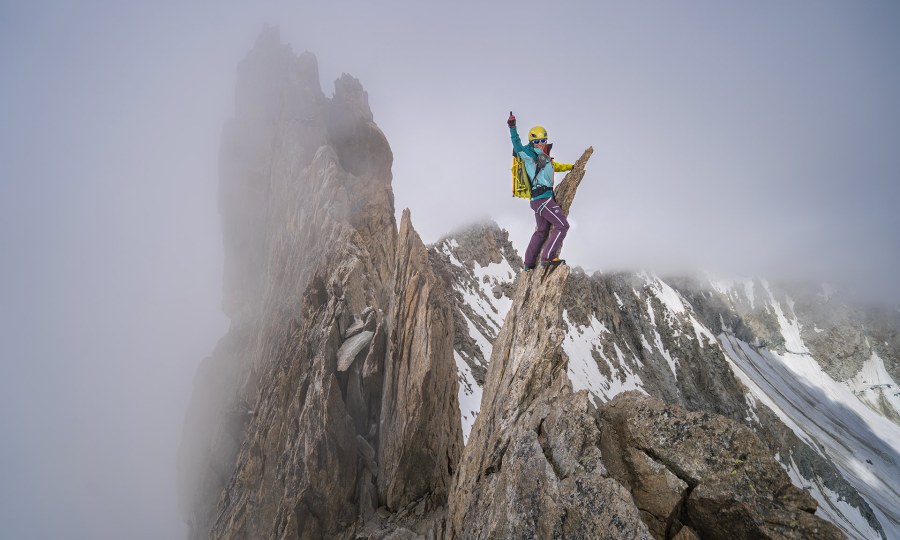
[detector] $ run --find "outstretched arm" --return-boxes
[553,161,574,172]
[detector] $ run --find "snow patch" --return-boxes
[653,330,679,380]
[848,352,900,421]
[462,314,492,364]
[562,311,645,403]
[454,352,482,443]
[448,246,517,444]
[744,393,760,424]
[690,315,718,348]
[453,259,515,334]
[707,274,758,309]
[709,277,735,296]
[441,242,465,267]
[646,298,656,327]
[762,280,810,355]
[643,272,686,315]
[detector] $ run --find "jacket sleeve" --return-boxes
[510,127,527,154]
[553,161,574,172]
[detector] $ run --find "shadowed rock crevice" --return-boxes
[664,481,697,540]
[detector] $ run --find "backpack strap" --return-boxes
[532,153,548,185]
[531,152,550,192]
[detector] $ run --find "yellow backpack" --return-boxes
[511,154,531,199]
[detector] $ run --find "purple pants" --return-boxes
[524,197,570,267]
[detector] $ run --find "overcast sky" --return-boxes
[1,2,899,538]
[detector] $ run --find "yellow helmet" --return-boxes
[528,126,548,142]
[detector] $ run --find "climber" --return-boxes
[508,111,574,271]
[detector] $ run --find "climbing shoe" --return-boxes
[539,258,565,267]
[522,266,535,272]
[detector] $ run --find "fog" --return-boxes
[1,2,898,538]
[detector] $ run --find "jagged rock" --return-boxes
[378,209,464,511]
[180,30,457,540]
[552,146,593,216]
[600,392,845,540]
[448,155,650,538]
[205,255,378,540]
[621,447,688,538]
[179,28,344,534]
[448,266,651,539]
[358,432,379,523]
[448,258,844,539]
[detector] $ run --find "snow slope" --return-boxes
[710,279,899,539]
[721,336,898,539]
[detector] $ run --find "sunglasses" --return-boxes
[532,138,548,144]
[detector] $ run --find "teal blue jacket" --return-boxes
[510,127,573,200]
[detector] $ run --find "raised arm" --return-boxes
[508,111,527,153]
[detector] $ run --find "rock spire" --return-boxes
[179,29,462,539]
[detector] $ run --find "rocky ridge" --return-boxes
[434,227,897,538]
[446,153,842,539]
[180,28,897,540]
[179,29,461,539]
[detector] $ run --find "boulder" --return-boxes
[600,392,845,540]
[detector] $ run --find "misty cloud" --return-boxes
[1,2,899,538]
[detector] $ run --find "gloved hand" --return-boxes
[507,111,516,128]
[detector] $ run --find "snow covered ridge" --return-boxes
[430,223,899,539]
[687,277,900,539]
[698,276,900,425]
[428,223,520,441]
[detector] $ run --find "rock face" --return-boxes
[447,265,651,539]
[378,210,463,511]
[179,28,461,540]
[600,393,844,540]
